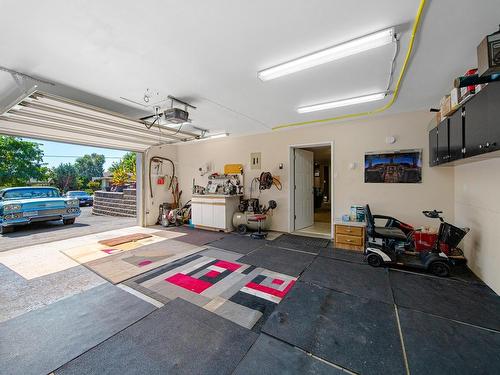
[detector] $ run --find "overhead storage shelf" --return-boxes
[429,83,500,167]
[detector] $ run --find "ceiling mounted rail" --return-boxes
[0,91,201,149]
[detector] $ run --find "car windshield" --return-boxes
[2,188,61,200]
[68,191,87,196]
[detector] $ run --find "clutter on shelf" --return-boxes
[432,26,500,124]
[192,164,244,196]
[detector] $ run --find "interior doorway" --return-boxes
[289,143,333,239]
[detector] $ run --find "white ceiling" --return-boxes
[0,0,499,138]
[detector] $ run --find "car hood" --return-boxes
[1,197,72,206]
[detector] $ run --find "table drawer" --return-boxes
[335,225,363,237]
[335,234,363,246]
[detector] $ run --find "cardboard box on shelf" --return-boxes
[440,95,451,119]
[450,88,460,109]
[435,111,441,124]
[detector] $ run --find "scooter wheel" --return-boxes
[429,261,450,277]
[367,253,383,267]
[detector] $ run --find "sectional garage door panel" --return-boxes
[0,91,199,151]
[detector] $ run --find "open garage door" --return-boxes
[0,89,199,152]
[0,89,199,227]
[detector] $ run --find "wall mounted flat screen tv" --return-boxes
[365,149,422,183]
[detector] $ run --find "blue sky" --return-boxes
[24,138,128,170]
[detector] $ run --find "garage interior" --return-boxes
[1,1,500,374]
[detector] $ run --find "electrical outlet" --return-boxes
[250,152,261,169]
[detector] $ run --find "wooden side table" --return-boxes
[334,221,366,251]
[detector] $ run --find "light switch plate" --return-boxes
[250,152,261,169]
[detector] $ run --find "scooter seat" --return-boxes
[373,226,407,241]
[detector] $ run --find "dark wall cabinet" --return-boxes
[448,109,464,162]
[437,119,449,163]
[429,127,438,166]
[429,83,500,166]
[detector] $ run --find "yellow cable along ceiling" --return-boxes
[272,0,426,131]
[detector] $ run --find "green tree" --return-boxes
[0,136,46,187]
[87,180,101,192]
[109,152,136,181]
[74,153,105,187]
[52,163,79,192]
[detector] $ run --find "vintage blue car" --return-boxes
[0,187,81,234]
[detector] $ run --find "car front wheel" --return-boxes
[0,225,14,234]
[63,218,76,225]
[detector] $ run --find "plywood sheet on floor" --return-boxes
[301,257,393,303]
[238,245,315,277]
[399,307,500,375]
[0,240,80,280]
[124,252,296,329]
[98,232,153,246]
[0,263,105,323]
[262,281,405,375]
[390,270,500,331]
[0,283,155,375]
[0,226,162,279]
[83,240,201,284]
[233,334,343,375]
[54,298,258,375]
[62,234,168,264]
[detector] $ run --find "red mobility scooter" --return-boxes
[364,205,468,277]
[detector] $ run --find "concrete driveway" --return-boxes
[0,207,136,252]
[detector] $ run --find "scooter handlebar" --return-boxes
[422,210,443,218]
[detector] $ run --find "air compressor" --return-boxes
[232,199,277,234]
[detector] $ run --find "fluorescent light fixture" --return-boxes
[207,133,228,139]
[297,92,387,113]
[193,133,229,142]
[258,27,395,81]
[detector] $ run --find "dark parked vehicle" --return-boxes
[66,191,94,206]
[0,187,81,234]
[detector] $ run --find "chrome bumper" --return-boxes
[1,209,80,227]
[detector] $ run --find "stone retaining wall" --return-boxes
[92,189,136,218]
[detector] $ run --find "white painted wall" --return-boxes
[143,144,178,226]
[175,110,455,232]
[454,158,500,294]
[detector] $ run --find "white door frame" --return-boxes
[136,152,145,227]
[288,141,334,238]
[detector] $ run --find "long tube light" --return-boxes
[191,133,229,143]
[297,92,387,114]
[207,133,228,139]
[258,27,395,81]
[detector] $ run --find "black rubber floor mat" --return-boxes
[262,282,405,375]
[209,234,267,254]
[301,257,393,303]
[390,270,500,331]
[0,284,156,375]
[233,334,343,374]
[318,247,366,264]
[55,298,258,375]
[238,245,315,277]
[399,307,500,375]
[270,234,330,252]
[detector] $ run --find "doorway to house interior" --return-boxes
[290,144,332,239]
